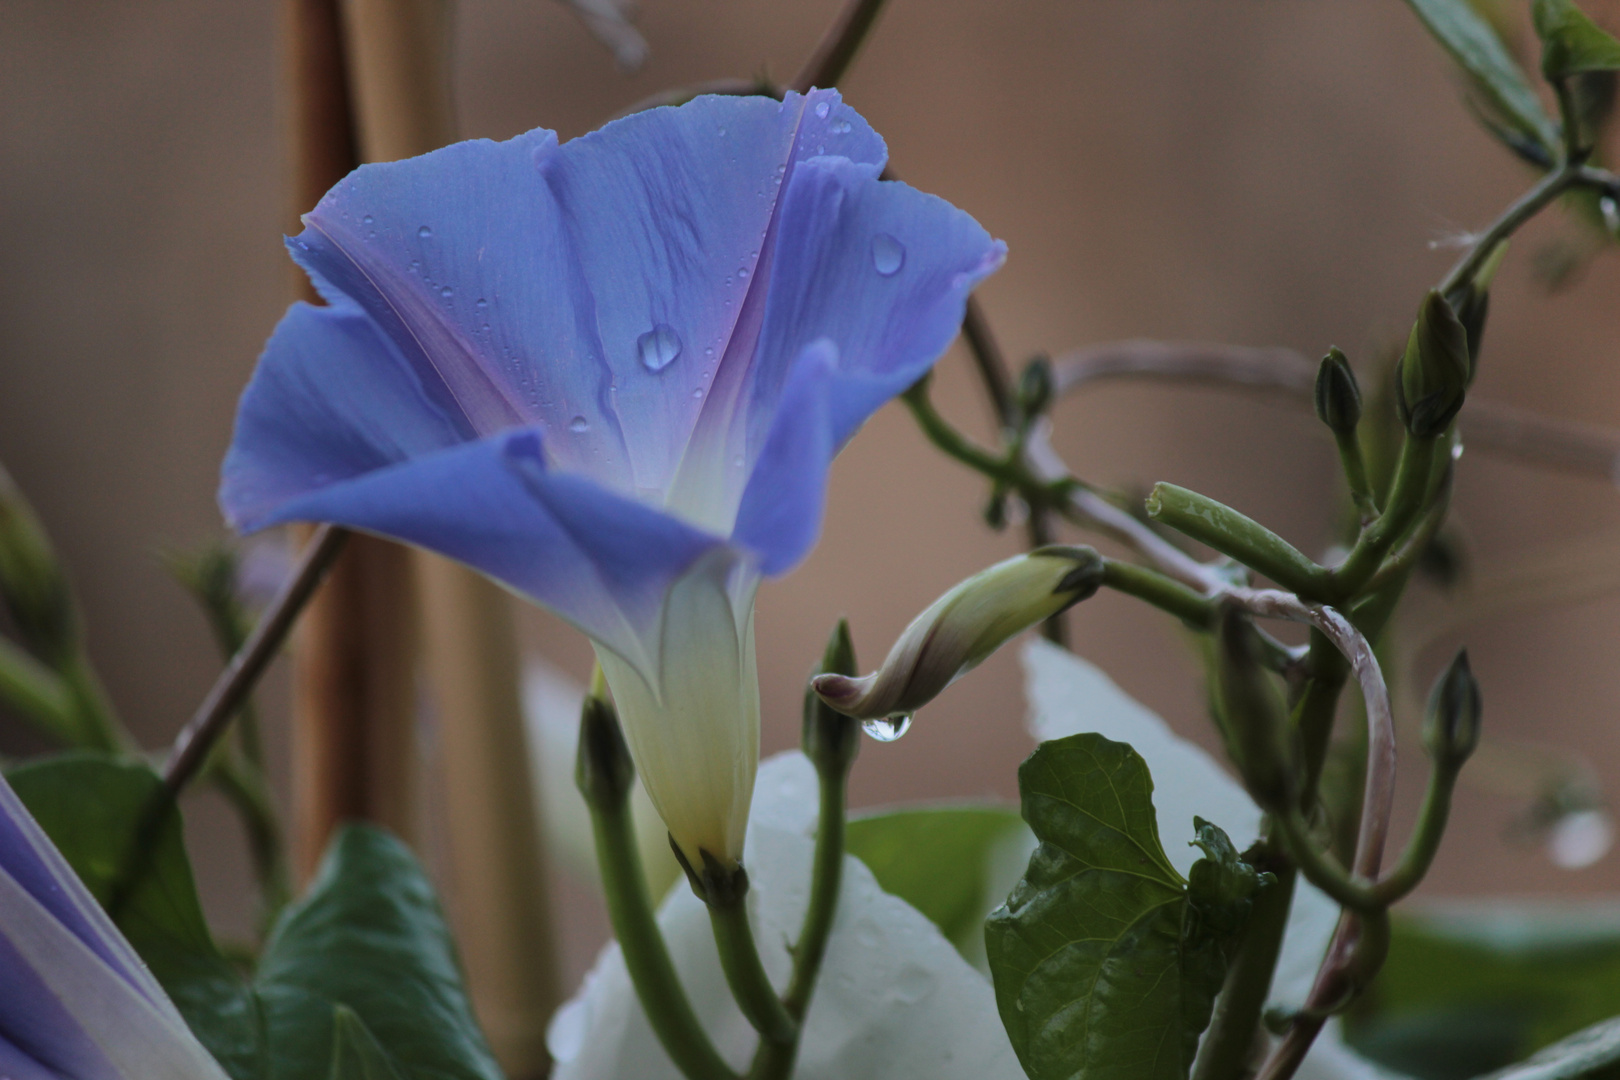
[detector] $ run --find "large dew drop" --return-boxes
[861,714,912,743]
[871,233,906,276]
[637,324,683,372]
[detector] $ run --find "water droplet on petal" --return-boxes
[362,215,374,225]
[717,127,727,136]
[862,714,912,742]
[831,120,852,134]
[637,324,682,372]
[569,415,589,433]
[475,298,488,311]
[893,967,935,1005]
[814,100,830,118]
[871,233,905,276]
[692,387,703,398]
[440,285,453,298]
[733,455,744,468]
[417,225,432,238]
[738,266,749,280]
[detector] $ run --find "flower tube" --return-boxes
[221,89,1004,869]
[0,774,228,1080]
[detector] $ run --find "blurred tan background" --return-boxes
[4,0,1620,994]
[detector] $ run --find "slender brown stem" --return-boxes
[164,527,348,796]
[1051,340,1620,483]
[789,0,893,95]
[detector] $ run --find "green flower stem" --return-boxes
[1273,808,1378,913]
[1190,857,1298,1080]
[588,794,738,1080]
[209,750,292,926]
[1328,435,1437,598]
[60,653,130,754]
[0,637,75,741]
[902,377,1021,485]
[1438,161,1581,297]
[1333,430,1377,520]
[1099,558,1215,626]
[1367,765,1459,908]
[708,897,797,1048]
[746,760,850,1080]
[1361,465,1453,596]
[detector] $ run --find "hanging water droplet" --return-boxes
[814,100,830,119]
[440,285,453,298]
[417,225,432,238]
[830,120,852,135]
[861,714,912,742]
[871,233,905,276]
[568,415,589,433]
[637,324,682,372]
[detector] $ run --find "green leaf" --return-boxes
[256,826,502,1080]
[1478,1016,1620,1080]
[1404,0,1560,154]
[329,1006,409,1080]
[7,754,264,1075]
[984,733,1266,1080]
[1346,906,1620,1080]
[846,804,1028,957]
[10,755,499,1080]
[1535,0,1620,80]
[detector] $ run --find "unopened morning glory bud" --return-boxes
[1443,241,1506,376]
[812,546,1104,724]
[1423,649,1482,770]
[803,618,861,777]
[0,461,80,666]
[1016,354,1055,422]
[1211,605,1299,812]
[1395,291,1471,439]
[1314,348,1362,437]
[575,690,637,810]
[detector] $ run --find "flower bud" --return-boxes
[803,619,860,776]
[1211,605,1299,812]
[1423,649,1481,770]
[1016,354,1055,421]
[813,546,1105,722]
[0,462,80,667]
[1314,348,1362,437]
[1395,291,1471,439]
[1444,241,1506,377]
[575,692,636,810]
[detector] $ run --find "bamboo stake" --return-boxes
[339,1,559,1072]
[282,0,422,881]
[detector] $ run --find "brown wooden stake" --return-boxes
[282,0,422,881]
[339,1,558,1073]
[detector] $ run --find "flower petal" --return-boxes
[243,425,725,674]
[0,777,227,1080]
[727,159,1007,573]
[548,753,1025,1079]
[290,90,882,505]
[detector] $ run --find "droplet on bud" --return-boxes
[861,714,912,742]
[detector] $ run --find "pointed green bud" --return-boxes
[575,691,636,810]
[1396,291,1471,438]
[812,546,1104,721]
[0,462,80,667]
[1211,605,1299,812]
[803,618,860,776]
[1016,354,1055,421]
[1314,348,1362,436]
[1423,650,1482,770]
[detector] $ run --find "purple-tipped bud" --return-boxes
[1423,650,1482,770]
[813,547,1104,722]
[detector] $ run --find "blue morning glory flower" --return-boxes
[0,774,229,1079]
[220,88,1004,868]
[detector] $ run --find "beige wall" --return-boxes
[4,0,1620,978]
